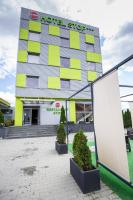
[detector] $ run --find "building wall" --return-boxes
[15,7,102,126]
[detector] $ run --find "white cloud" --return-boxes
[102,28,133,73]
[122,66,133,72]
[6,84,15,91]
[0,91,15,106]
[55,0,133,37]
[0,35,18,79]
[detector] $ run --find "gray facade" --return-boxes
[16,7,102,99]
[15,7,102,126]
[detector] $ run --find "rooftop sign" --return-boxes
[30,10,94,32]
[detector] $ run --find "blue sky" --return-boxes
[0,0,133,106]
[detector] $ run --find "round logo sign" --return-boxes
[30,10,39,20]
[55,102,61,108]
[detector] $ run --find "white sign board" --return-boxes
[93,71,130,182]
[40,101,69,125]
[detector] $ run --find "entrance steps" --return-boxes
[4,125,57,139]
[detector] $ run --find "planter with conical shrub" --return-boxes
[56,123,68,154]
[70,130,100,193]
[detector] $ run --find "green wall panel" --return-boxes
[20,28,28,40]
[18,50,27,62]
[29,21,41,32]
[48,45,60,66]
[85,34,95,44]
[87,52,102,63]
[70,58,81,69]
[69,101,76,123]
[28,41,40,54]
[87,71,97,81]
[16,74,26,87]
[70,30,80,50]
[60,68,81,80]
[48,77,60,89]
[49,25,60,36]
[15,98,23,126]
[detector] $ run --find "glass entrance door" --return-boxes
[32,109,38,125]
[23,109,32,125]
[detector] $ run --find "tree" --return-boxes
[60,106,66,124]
[57,123,66,144]
[0,110,4,126]
[73,130,93,171]
[122,109,132,128]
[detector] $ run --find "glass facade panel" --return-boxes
[29,32,40,41]
[28,54,40,64]
[76,103,92,123]
[61,79,70,89]
[27,76,39,88]
[76,103,84,111]
[60,57,70,68]
[60,37,69,47]
[88,62,96,71]
[85,104,92,111]
[23,109,32,125]
[86,43,95,52]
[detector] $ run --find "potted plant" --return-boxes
[70,130,100,193]
[55,123,68,154]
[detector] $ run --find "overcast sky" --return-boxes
[0,0,133,106]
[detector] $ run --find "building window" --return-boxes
[60,37,69,47]
[29,32,40,41]
[86,43,95,52]
[88,62,96,71]
[28,54,40,64]
[76,103,92,123]
[61,79,70,89]
[60,57,70,68]
[27,76,39,88]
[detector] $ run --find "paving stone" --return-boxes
[0,134,121,200]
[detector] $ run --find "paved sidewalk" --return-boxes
[0,135,121,200]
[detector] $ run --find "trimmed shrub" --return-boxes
[122,109,132,128]
[57,123,66,144]
[60,106,66,124]
[73,130,92,171]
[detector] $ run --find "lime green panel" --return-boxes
[85,34,95,44]
[18,50,27,62]
[29,21,41,32]
[28,41,40,54]
[70,30,80,50]
[15,98,23,126]
[48,45,60,66]
[48,77,60,89]
[49,25,60,36]
[87,52,102,63]
[70,58,81,69]
[60,68,81,80]
[69,101,76,123]
[16,74,26,87]
[88,71,97,81]
[20,28,28,40]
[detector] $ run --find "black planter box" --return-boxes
[55,141,68,154]
[70,158,100,193]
